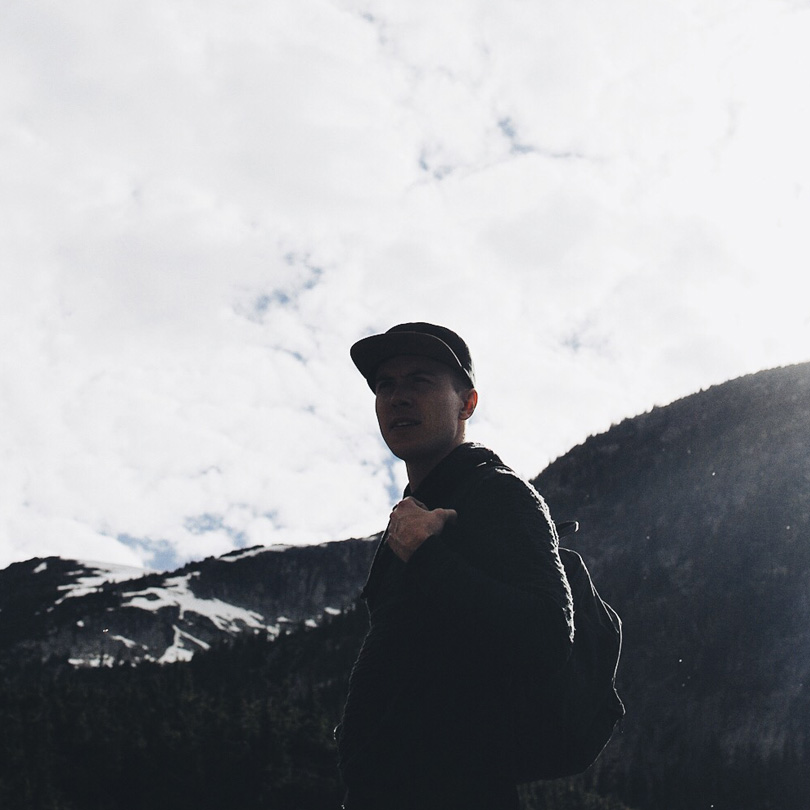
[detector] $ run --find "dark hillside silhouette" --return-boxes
[534,361,810,809]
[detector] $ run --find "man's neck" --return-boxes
[405,462,432,494]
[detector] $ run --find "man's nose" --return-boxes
[389,381,414,405]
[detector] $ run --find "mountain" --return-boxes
[0,538,377,667]
[531,361,810,810]
[1,361,809,810]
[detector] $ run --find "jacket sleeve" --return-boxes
[405,467,574,675]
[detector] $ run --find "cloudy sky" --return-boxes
[2,0,809,572]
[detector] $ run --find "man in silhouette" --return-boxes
[337,323,574,810]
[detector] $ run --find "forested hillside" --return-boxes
[0,608,627,810]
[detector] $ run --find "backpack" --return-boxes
[458,463,625,782]
[514,537,624,781]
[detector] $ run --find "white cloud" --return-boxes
[2,0,810,569]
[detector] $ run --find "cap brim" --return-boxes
[351,331,468,391]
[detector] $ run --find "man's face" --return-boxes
[373,355,475,469]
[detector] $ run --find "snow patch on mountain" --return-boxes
[158,625,212,664]
[55,560,148,604]
[121,572,269,634]
[219,545,289,562]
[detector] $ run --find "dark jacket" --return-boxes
[338,443,574,807]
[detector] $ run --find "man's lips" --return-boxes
[389,417,421,429]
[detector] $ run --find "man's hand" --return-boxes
[386,497,457,562]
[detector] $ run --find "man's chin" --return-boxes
[385,443,414,461]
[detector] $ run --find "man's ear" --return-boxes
[459,389,478,421]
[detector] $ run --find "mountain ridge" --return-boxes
[0,536,378,667]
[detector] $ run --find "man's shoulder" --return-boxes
[467,463,543,507]
[448,442,520,483]
[452,441,505,469]
[450,446,544,513]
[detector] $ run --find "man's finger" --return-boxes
[395,497,427,511]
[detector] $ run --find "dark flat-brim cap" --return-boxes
[350,323,475,392]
